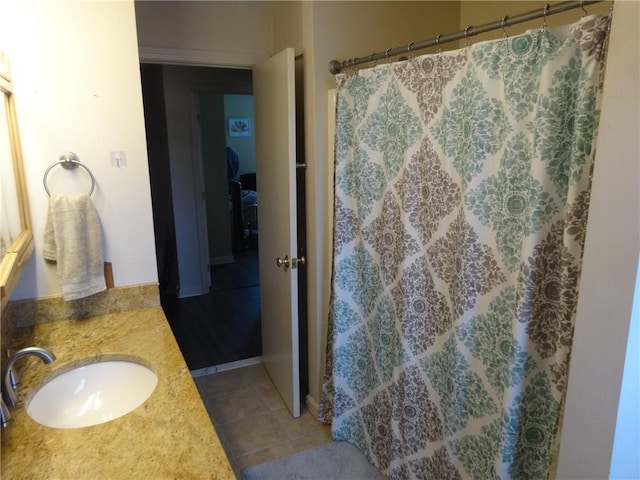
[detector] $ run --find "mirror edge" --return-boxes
[0,50,34,316]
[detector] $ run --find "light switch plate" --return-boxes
[110,151,126,167]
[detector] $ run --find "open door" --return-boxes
[253,48,300,418]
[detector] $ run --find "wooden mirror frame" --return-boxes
[0,51,34,315]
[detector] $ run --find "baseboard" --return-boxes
[190,356,262,378]
[210,255,235,266]
[305,394,320,418]
[177,287,208,299]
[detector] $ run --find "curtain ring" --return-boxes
[580,0,588,17]
[464,25,473,46]
[541,3,549,31]
[385,48,392,59]
[501,16,509,38]
[406,41,416,60]
[436,34,443,53]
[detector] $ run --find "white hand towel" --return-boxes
[43,193,106,301]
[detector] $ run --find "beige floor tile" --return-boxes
[271,407,328,440]
[290,428,333,453]
[241,363,273,386]
[256,383,287,411]
[234,442,298,473]
[207,386,269,425]
[221,412,290,457]
[197,369,256,398]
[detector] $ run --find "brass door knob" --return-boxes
[276,255,290,268]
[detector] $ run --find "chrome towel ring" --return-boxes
[43,152,96,197]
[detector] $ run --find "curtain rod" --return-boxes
[328,0,603,74]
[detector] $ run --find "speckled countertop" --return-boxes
[1,307,235,479]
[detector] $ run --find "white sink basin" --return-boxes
[26,357,157,429]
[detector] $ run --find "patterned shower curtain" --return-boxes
[318,14,611,480]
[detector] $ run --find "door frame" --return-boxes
[141,48,306,414]
[189,92,212,295]
[139,52,257,301]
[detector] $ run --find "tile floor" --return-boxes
[194,363,332,479]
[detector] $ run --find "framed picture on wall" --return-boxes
[228,117,251,137]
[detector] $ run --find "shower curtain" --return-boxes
[319,14,611,480]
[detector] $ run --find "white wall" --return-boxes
[556,2,640,478]
[0,1,158,299]
[135,0,274,67]
[459,1,613,44]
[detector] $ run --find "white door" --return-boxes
[253,48,300,418]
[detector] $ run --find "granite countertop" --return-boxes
[1,307,235,479]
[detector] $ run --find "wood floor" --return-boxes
[161,247,261,370]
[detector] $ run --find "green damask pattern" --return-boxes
[320,13,610,480]
[421,335,499,436]
[333,325,377,402]
[531,50,600,201]
[449,418,503,480]
[361,78,423,181]
[501,372,560,478]
[335,146,385,221]
[473,32,563,120]
[334,242,383,317]
[467,133,559,272]
[457,286,536,395]
[333,412,369,455]
[332,298,361,335]
[430,67,509,187]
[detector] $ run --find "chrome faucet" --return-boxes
[2,347,56,409]
[1,397,12,428]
